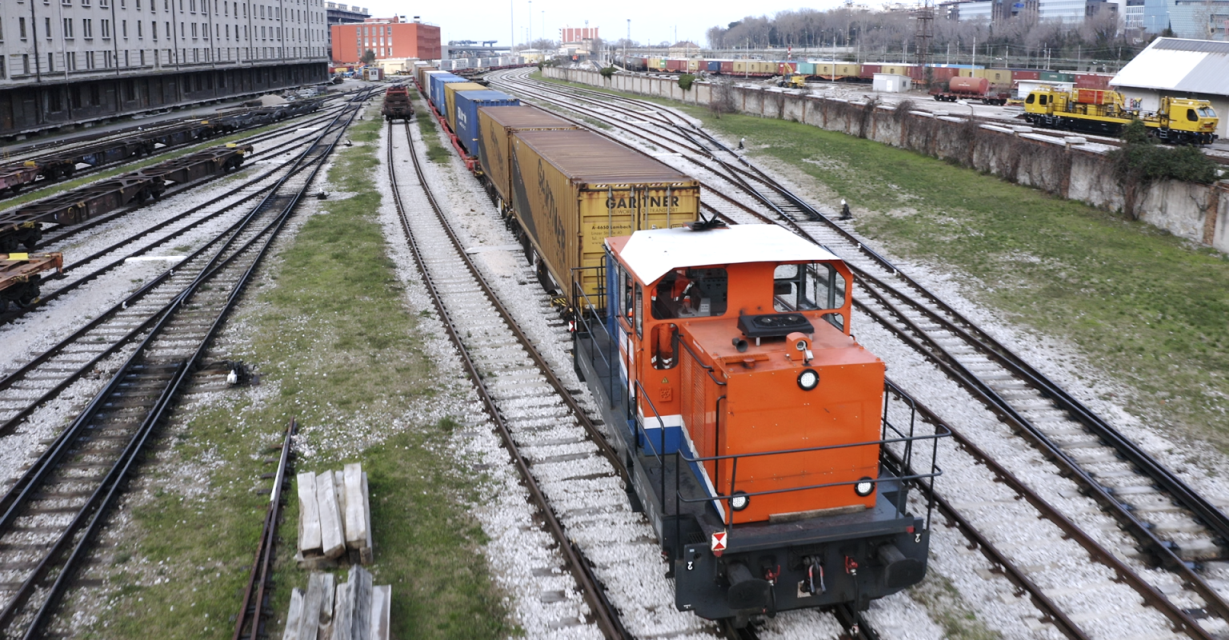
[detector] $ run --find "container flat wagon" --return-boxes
[0,252,63,310]
[507,129,701,299]
[0,144,251,251]
[476,106,580,210]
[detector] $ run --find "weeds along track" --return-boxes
[0,107,359,326]
[492,69,1229,639]
[0,90,372,639]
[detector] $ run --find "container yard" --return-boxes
[5,22,1227,640]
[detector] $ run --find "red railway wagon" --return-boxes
[778,62,798,75]
[859,64,881,80]
[720,60,735,74]
[666,59,688,72]
[1074,73,1111,90]
[1011,69,1041,81]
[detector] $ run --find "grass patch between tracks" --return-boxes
[535,73,1229,453]
[81,105,511,639]
[408,87,452,163]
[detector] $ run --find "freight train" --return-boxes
[412,67,946,627]
[615,55,1113,91]
[0,98,320,196]
[1024,88,1218,144]
[0,143,252,252]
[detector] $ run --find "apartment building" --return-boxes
[329,17,440,64]
[0,0,330,136]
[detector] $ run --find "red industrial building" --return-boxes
[331,18,441,63]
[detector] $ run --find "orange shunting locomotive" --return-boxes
[572,223,945,627]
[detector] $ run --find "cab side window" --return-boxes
[1025,94,1035,105]
[1187,108,1199,121]
[634,284,644,338]
[620,266,633,325]
[650,268,728,320]
[1039,95,1048,106]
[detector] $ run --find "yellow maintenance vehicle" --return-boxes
[777,74,807,89]
[1024,87,1218,145]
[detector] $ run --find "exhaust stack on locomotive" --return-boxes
[572,223,946,627]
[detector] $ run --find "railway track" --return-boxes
[0,106,360,324]
[0,100,368,440]
[490,69,1229,639]
[388,117,637,639]
[0,92,366,639]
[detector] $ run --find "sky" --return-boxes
[355,0,850,49]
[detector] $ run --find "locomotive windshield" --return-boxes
[773,263,847,323]
[1199,107,1217,118]
[651,268,728,319]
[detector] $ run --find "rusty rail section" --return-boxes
[233,418,297,640]
[387,119,627,639]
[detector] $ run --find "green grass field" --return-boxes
[534,73,1229,452]
[84,107,510,639]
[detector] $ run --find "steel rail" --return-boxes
[388,120,627,639]
[232,418,297,640]
[0,106,362,440]
[0,92,369,638]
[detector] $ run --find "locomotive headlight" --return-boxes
[730,491,750,511]
[855,477,875,497]
[795,339,808,352]
[797,368,819,391]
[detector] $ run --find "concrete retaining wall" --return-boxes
[543,67,1229,253]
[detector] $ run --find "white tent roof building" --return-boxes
[1110,38,1229,139]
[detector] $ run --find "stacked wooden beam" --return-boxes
[297,462,373,567]
[282,567,391,640]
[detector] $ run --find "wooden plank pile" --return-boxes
[282,567,392,640]
[297,462,373,568]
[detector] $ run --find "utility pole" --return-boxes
[972,37,977,69]
[914,0,933,69]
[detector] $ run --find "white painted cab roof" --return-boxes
[615,224,839,283]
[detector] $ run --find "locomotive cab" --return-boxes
[571,224,946,626]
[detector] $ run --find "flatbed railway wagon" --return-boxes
[0,252,63,310]
[381,86,414,121]
[570,223,946,627]
[507,129,701,300]
[475,106,580,210]
[0,143,252,251]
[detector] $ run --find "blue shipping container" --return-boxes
[455,90,520,155]
[429,73,466,111]
[707,61,721,72]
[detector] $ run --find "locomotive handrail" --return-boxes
[673,334,728,387]
[570,275,619,410]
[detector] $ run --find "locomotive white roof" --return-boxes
[615,224,839,283]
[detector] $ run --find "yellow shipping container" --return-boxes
[477,106,579,207]
[444,82,486,132]
[981,69,1012,84]
[733,60,749,74]
[509,130,701,301]
[688,59,700,72]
